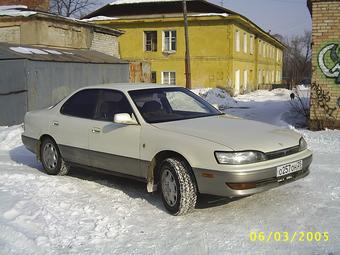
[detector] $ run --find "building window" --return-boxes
[259,40,262,56]
[243,70,248,91]
[144,31,157,52]
[162,71,176,85]
[151,71,157,83]
[243,32,247,53]
[163,30,177,52]
[250,35,254,54]
[263,43,266,58]
[258,69,262,84]
[235,29,240,52]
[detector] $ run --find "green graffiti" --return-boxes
[318,43,340,84]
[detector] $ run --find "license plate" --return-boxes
[277,160,303,177]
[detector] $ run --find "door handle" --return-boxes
[52,121,59,126]
[92,127,101,133]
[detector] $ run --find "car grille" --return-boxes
[265,145,300,160]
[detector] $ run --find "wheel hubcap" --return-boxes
[161,169,178,207]
[43,143,58,170]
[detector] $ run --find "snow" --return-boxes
[83,13,228,22]
[0,5,36,17]
[191,13,229,17]
[0,88,339,254]
[42,49,63,55]
[9,47,49,55]
[82,16,120,22]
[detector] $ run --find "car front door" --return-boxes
[88,89,142,177]
[51,89,100,166]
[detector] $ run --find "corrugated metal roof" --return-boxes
[0,43,128,64]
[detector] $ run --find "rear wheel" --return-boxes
[40,138,69,175]
[160,158,197,215]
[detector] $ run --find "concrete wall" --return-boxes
[0,26,20,43]
[0,19,121,56]
[309,0,340,129]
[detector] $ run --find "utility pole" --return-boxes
[183,0,192,89]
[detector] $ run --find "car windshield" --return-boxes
[129,87,222,123]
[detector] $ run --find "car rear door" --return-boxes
[50,89,100,166]
[88,89,142,177]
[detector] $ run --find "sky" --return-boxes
[97,0,312,37]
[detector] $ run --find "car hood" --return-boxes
[152,115,301,152]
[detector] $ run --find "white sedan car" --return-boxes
[22,84,312,215]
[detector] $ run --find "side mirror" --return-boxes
[114,113,138,125]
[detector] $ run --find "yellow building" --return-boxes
[85,0,284,95]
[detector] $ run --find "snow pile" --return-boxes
[0,125,23,151]
[192,88,239,109]
[0,5,37,17]
[236,88,292,102]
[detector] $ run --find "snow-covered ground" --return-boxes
[0,89,339,255]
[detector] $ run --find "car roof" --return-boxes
[82,83,178,92]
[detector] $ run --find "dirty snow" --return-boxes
[83,13,229,22]
[0,5,36,17]
[0,88,339,254]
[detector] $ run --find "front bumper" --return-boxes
[193,149,313,197]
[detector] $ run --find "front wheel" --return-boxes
[160,158,197,215]
[40,138,69,176]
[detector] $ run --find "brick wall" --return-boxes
[0,0,49,11]
[309,0,340,130]
[90,32,120,58]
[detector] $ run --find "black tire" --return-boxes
[160,158,197,215]
[40,137,69,176]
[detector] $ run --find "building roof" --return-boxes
[83,0,284,48]
[0,43,128,64]
[0,5,124,37]
[84,0,236,18]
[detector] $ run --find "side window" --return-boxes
[163,30,177,52]
[144,31,157,52]
[95,90,134,122]
[60,89,99,119]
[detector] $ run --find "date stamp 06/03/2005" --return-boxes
[249,231,329,242]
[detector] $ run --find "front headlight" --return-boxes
[299,137,307,151]
[215,151,266,165]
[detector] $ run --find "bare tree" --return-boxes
[279,31,312,87]
[50,0,97,18]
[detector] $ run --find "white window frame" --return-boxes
[243,69,248,91]
[250,35,254,54]
[243,32,247,53]
[161,71,176,85]
[235,29,240,52]
[162,30,177,53]
[259,40,262,56]
[258,69,262,84]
